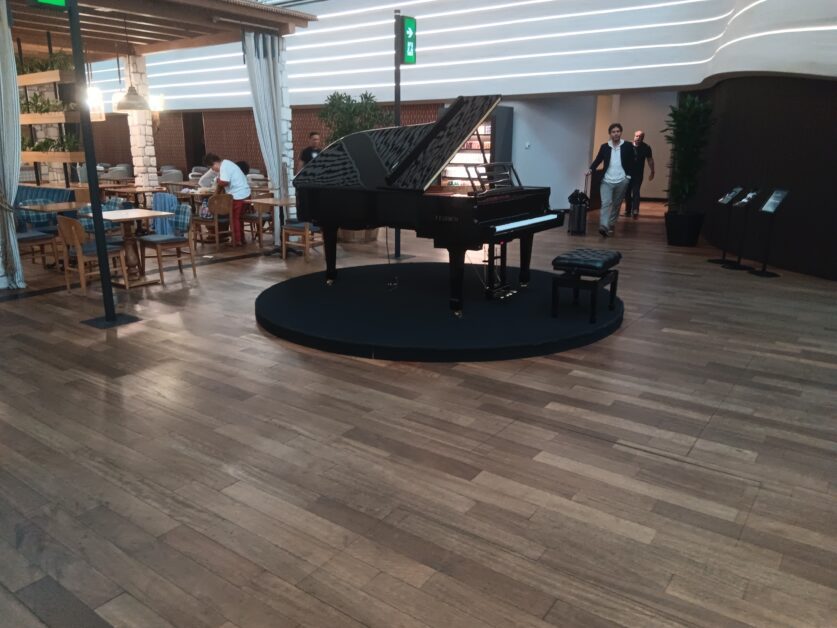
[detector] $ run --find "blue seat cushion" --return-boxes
[68,242,123,258]
[17,230,52,242]
[285,222,320,232]
[552,248,621,272]
[38,225,60,236]
[139,234,188,245]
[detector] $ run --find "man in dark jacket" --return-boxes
[624,130,655,218]
[587,123,636,237]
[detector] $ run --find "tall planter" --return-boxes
[663,95,713,246]
[665,212,704,246]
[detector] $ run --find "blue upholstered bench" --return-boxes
[551,248,621,323]
[14,185,74,207]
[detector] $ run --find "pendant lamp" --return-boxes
[114,16,149,112]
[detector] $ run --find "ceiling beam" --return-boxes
[9,6,215,39]
[12,20,169,45]
[138,30,240,56]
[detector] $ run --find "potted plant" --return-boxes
[663,94,713,246]
[319,91,392,243]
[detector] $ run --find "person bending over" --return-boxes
[203,153,251,247]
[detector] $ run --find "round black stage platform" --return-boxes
[255,263,622,362]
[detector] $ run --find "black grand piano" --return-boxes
[294,95,563,314]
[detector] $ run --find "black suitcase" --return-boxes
[567,174,591,235]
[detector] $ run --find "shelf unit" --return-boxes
[16,69,75,88]
[438,105,513,189]
[21,150,86,164]
[18,69,81,187]
[442,122,493,185]
[19,111,80,125]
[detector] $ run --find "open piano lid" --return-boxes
[385,94,501,191]
[293,95,501,193]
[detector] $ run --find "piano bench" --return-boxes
[551,249,622,323]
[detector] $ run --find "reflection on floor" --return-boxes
[1,202,835,628]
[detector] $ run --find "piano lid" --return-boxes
[293,95,502,193]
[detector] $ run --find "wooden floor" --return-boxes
[1,204,835,628]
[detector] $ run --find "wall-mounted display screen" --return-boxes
[761,189,788,214]
[718,186,743,204]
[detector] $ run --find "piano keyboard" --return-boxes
[492,214,558,234]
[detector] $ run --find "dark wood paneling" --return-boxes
[696,77,837,280]
[203,110,265,174]
[91,114,131,167]
[153,112,188,174]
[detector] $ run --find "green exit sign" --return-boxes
[28,0,66,8]
[402,15,416,65]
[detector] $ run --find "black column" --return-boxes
[393,10,402,258]
[66,0,115,321]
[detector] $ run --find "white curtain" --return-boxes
[0,0,24,288]
[244,31,290,246]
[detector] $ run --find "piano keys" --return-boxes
[294,95,563,314]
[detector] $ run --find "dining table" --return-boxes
[249,196,295,242]
[103,186,167,208]
[79,208,174,287]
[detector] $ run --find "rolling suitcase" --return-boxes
[567,173,591,235]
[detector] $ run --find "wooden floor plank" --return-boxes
[1,204,835,627]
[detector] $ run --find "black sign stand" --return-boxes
[722,190,758,271]
[708,187,743,265]
[749,189,786,278]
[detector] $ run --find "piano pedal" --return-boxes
[485,285,517,300]
[326,279,335,286]
[453,310,463,319]
[520,282,528,288]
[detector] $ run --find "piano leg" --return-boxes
[485,244,496,299]
[323,225,339,285]
[448,247,467,316]
[519,233,534,287]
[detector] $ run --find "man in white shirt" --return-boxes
[587,123,636,237]
[197,168,217,189]
[203,153,251,246]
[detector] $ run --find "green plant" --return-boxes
[21,136,34,151]
[318,91,392,143]
[31,138,57,152]
[15,51,74,75]
[663,94,713,213]
[20,93,78,114]
[59,133,80,152]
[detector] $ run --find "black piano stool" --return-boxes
[551,249,622,323]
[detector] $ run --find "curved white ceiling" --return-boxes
[91,0,837,109]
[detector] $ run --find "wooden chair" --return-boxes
[282,219,323,261]
[17,230,59,269]
[242,200,273,248]
[193,193,233,252]
[57,215,130,292]
[139,203,197,285]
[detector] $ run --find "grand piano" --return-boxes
[294,95,564,314]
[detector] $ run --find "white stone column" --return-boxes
[125,56,158,188]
